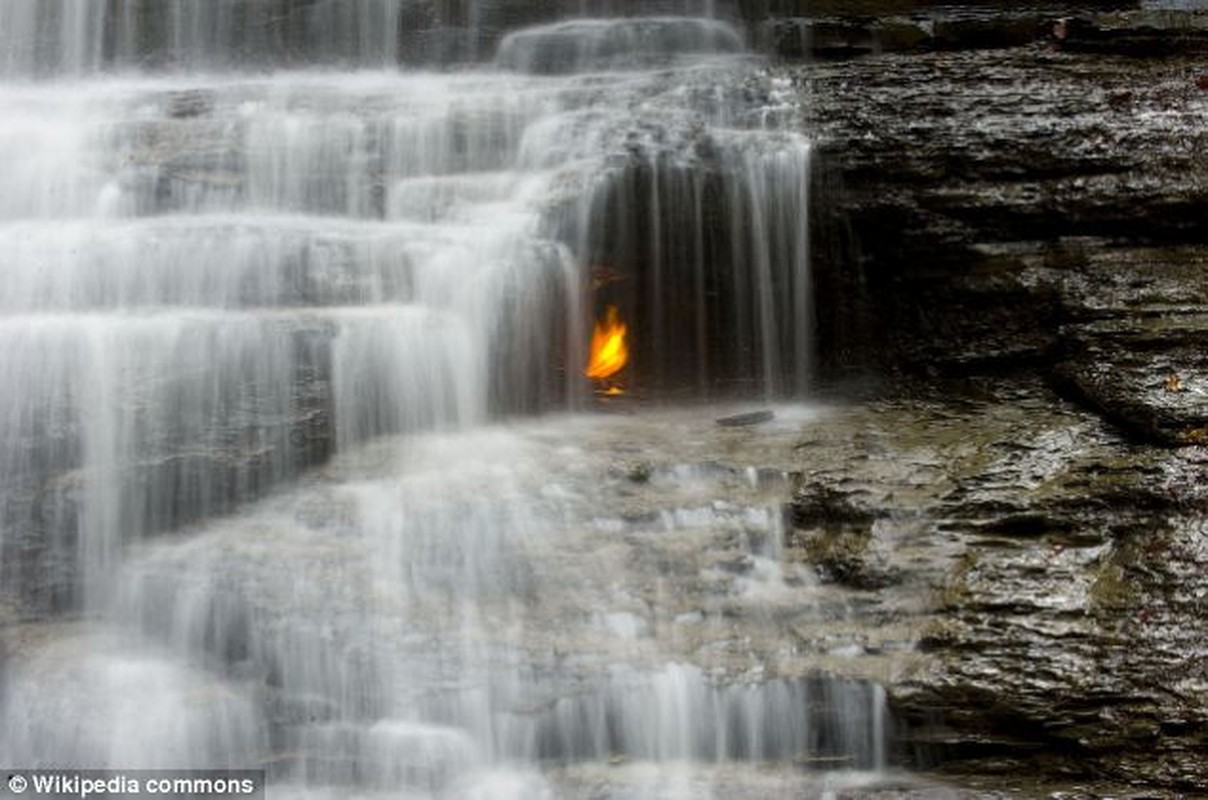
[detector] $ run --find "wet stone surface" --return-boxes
[802,36,1208,450]
[771,10,1208,791]
[782,379,1208,793]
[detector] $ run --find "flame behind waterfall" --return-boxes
[585,305,628,383]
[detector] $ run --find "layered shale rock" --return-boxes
[804,19,1208,446]
[784,381,1208,791]
[790,5,1208,791]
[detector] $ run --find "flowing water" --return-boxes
[0,3,885,797]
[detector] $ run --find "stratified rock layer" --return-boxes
[806,19,1208,446]
[784,381,1208,792]
[796,7,1208,791]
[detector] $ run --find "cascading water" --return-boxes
[0,1,733,74]
[0,2,885,797]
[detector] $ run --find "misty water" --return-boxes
[0,3,887,797]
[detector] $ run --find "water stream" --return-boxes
[0,4,884,797]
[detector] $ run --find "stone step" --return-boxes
[495,17,744,74]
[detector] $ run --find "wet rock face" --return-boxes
[1050,246,1208,445]
[787,485,898,589]
[794,9,1208,788]
[751,2,1151,60]
[907,460,1208,790]
[783,381,1208,791]
[803,31,1208,443]
[1051,8,1208,55]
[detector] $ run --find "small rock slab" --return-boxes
[716,409,775,427]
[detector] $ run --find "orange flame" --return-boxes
[585,305,628,380]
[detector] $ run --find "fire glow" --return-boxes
[585,305,628,382]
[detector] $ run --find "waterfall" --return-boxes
[0,4,883,795]
[0,1,734,75]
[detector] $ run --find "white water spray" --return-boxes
[0,6,885,797]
